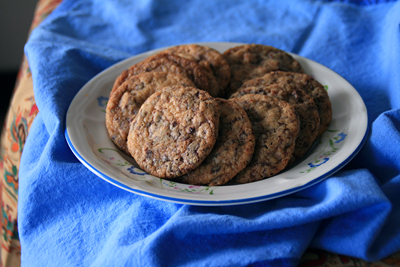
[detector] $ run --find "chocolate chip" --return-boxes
[145,150,153,159]
[187,127,195,134]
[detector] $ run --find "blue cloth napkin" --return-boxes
[20,0,400,266]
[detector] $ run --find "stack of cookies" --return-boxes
[106,44,332,186]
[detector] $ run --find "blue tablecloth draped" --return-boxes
[20,0,400,266]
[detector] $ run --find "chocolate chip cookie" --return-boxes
[112,52,212,95]
[178,98,255,186]
[162,44,231,97]
[230,83,320,161]
[240,71,332,135]
[106,71,196,154]
[223,44,304,96]
[127,86,220,178]
[231,94,300,184]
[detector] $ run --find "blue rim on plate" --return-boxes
[65,42,369,206]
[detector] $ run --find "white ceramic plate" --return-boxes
[65,42,368,206]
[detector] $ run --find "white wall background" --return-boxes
[0,0,38,71]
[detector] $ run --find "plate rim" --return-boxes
[65,127,369,205]
[65,42,369,206]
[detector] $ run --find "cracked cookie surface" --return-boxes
[231,94,300,184]
[178,98,255,186]
[106,71,195,154]
[223,44,304,96]
[127,86,220,178]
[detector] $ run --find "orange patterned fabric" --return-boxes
[0,1,62,266]
[0,0,399,266]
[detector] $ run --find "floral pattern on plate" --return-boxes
[301,130,348,174]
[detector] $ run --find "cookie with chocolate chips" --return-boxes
[112,52,212,95]
[106,71,195,154]
[231,94,300,184]
[178,98,255,186]
[240,71,332,135]
[223,44,304,96]
[162,44,231,97]
[230,83,320,161]
[127,86,220,178]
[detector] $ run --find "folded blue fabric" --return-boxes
[20,0,400,266]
